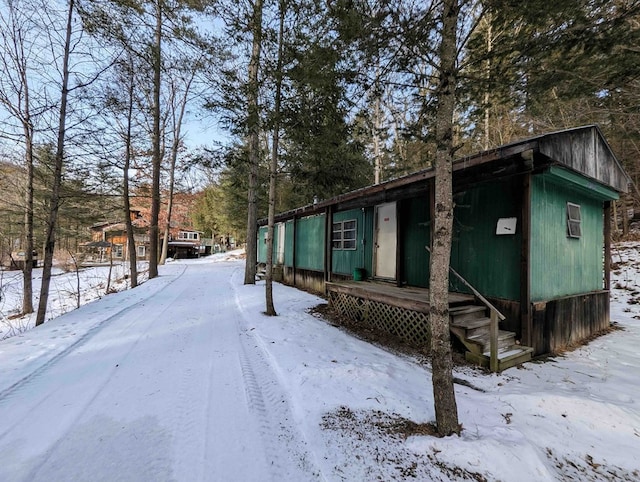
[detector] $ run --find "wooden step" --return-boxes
[451,317,492,340]
[448,302,533,371]
[465,345,534,371]
[450,316,491,331]
[450,305,486,324]
[449,304,476,313]
[466,329,516,354]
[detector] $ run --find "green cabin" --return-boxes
[257,126,629,358]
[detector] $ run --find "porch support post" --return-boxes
[292,215,297,287]
[490,309,499,372]
[604,201,611,291]
[520,173,532,347]
[324,205,333,287]
[396,200,403,287]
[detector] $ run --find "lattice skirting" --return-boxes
[328,291,431,345]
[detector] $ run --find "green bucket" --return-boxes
[353,267,366,281]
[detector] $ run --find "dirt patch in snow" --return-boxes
[321,406,488,481]
[322,405,439,439]
[545,447,640,482]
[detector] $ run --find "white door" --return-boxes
[374,202,397,279]
[276,223,285,264]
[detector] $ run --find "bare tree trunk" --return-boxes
[160,70,195,265]
[22,114,34,314]
[265,0,285,316]
[244,0,264,285]
[612,200,619,237]
[623,195,630,237]
[429,0,460,437]
[123,57,138,288]
[159,135,176,266]
[159,190,173,264]
[0,2,36,314]
[106,246,113,295]
[68,249,80,308]
[36,0,74,326]
[148,0,162,279]
[159,130,176,265]
[373,64,382,184]
[123,173,138,289]
[20,40,34,314]
[483,15,493,151]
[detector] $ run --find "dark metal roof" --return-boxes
[260,125,630,225]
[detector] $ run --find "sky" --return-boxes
[0,247,639,481]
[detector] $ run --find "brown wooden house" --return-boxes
[81,209,150,264]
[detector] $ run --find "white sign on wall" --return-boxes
[496,217,517,235]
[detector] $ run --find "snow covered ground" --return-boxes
[0,262,148,339]
[0,248,638,481]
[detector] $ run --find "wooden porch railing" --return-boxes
[448,265,505,372]
[426,246,506,372]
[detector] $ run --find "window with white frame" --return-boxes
[137,245,146,257]
[113,244,123,258]
[566,202,582,238]
[332,219,357,250]
[178,231,199,240]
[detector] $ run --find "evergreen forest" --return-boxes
[1,0,639,322]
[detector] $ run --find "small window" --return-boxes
[343,220,357,249]
[332,223,342,249]
[567,202,582,238]
[137,245,146,257]
[332,219,357,250]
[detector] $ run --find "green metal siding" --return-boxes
[285,220,294,267]
[257,224,281,264]
[450,179,522,300]
[295,214,325,271]
[401,197,431,287]
[332,208,374,276]
[530,173,606,301]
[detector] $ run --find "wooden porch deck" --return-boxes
[325,281,475,313]
[326,280,533,371]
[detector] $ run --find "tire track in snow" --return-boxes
[0,265,187,406]
[4,265,192,479]
[158,271,219,482]
[24,302,192,481]
[230,268,323,481]
[237,340,321,481]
